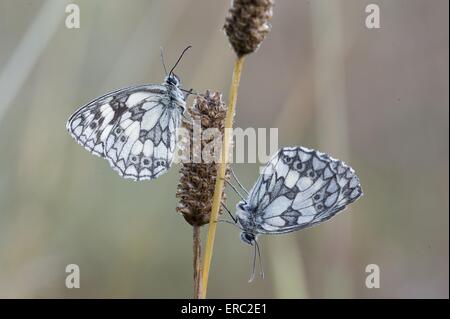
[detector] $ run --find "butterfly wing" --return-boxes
[66,85,166,158]
[104,92,182,181]
[249,147,363,234]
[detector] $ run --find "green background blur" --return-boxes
[0,0,448,298]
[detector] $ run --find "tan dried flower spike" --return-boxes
[224,0,274,57]
[176,91,230,227]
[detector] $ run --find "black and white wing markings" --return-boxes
[247,147,363,234]
[66,85,166,158]
[104,94,181,181]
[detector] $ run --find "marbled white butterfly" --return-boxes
[66,47,191,180]
[226,146,363,281]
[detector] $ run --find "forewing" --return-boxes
[66,85,166,158]
[104,94,181,180]
[249,147,363,234]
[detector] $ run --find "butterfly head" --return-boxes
[236,201,258,245]
[240,232,256,246]
[165,73,181,87]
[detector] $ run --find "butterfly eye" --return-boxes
[115,127,122,134]
[89,122,97,129]
[120,136,126,142]
[167,75,180,86]
[315,203,324,211]
[245,233,255,243]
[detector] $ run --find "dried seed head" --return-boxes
[176,91,230,226]
[224,0,274,57]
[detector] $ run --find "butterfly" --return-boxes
[66,47,192,180]
[224,146,363,281]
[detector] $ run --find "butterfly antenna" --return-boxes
[255,240,265,279]
[230,167,249,196]
[160,47,168,75]
[169,45,192,76]
[222,178,247,203]
[248,241,257,283]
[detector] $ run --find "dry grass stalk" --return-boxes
[201,0,274,299]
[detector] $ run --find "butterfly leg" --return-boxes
[181,88,198,100]
[181,112,191,123]
[220,201,237,224]
[230,167,249,196]
[222,177,247,203]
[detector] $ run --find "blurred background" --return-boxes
[0,0,448,298]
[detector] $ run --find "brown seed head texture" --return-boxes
[176,91,230,226]
[224,0,274,57]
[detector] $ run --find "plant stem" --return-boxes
[201,56,245,298]
[193,225,202,299]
